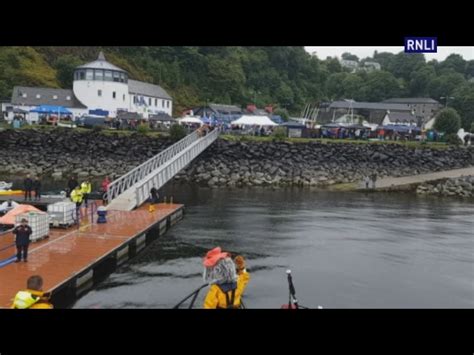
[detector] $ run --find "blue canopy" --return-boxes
[30,105,72,115]
[381,125,421,133]
[89,109,109,116]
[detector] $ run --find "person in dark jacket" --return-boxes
[13,218,32,262]
[149,187,160,204]
[23,174,33,201]
[67,176,78,198]
[33,176,41,201]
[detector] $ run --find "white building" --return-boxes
[4,51,173,120]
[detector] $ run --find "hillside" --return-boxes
[0,46,473,129]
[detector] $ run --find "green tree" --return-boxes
[428,72,466,101]
[434,108,461,134]
[409,65,436,97]
[385,52,425,82]
[451,83,474,130]
[360,71,401,101]
[438,54,466,75]
[341,52,359,62]
[324,57,342,73]
[55,55,83,87]
[326,72,348,100]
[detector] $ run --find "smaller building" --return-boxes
[361,61,381,72]
[340,59,359,72]
[8,86,87,123]
[192,103,243,118]
[382,98,441,123]
[382,111,419,126]
[280,121,308,138]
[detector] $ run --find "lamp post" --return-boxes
[440,96,455,108]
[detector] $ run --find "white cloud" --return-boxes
[305,46,474,61]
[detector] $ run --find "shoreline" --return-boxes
[1,128,473,199]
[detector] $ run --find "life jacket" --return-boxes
[216,282,238,309]
[11,290,53,309]
[71,189,83,203]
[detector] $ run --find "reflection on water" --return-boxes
[67,185,473,308]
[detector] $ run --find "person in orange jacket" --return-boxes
[203,247,250,309]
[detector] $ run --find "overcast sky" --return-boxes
[305,47,474,61]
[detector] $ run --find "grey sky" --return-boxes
[305,47,474,61]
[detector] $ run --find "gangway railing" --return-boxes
[106,128,219,210]
[134,128,218,207]
[107,131,201,205]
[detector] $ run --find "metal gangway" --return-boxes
[106,128,219,211]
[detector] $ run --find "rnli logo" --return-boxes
[404,37,437,53]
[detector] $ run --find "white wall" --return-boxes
[73,80,129,118]
[129,95,173,118]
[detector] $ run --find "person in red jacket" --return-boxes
[101,176,111,205]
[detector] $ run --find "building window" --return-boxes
[120,73,126,83]
[167,101,170,108]
[86,69,94,80]
[155,98,157,106]
[98,90,102,97]
[113,72,120,82]
[113,92,116,99]
[162,100,165,108]
[22,93,27,98]
[78,70,86,80]
[53,95,58,100]
[36,94,41,99]
[123,94,126,102]
[104,70,113,81]
[94,69,104,80]
[66,96,71,101]
[149,98,152,106]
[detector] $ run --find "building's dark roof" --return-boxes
[76,51,127,73]
[385,111,417,123]
[330,101,411,111]
[208,104,242,114]
[383,98,440,104]
[11,86,87,108]
[117,111,143,120]
[149,112,174,121]
[128,80,172,100]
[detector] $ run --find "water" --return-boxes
[70,186,473,308]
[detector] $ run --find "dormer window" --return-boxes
[53,95,58,100]
[36,94,41,99]
[22,93,27,98]
[66,96,71,101]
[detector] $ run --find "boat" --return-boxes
[0,190,23,196]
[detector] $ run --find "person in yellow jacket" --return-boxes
[71,185,83,210]
[11,275,53,309]
[80,179,92,208]
[203,247,250,309]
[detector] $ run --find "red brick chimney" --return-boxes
[247,104,257,113]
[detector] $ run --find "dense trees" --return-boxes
[434,108,462,134]
[0,46,473,129]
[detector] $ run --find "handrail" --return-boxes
[107,131,200,204]
[133,128,219,208]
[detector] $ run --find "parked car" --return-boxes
[75,115,107,129]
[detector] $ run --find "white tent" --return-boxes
[231,115,278,126]
[179,116,203,125]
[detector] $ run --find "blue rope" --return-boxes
[0,255,16,268]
